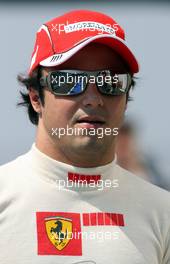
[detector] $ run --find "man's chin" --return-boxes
[70,135,105,151]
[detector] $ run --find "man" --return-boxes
[0,9,169,264]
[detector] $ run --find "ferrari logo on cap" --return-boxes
[45,216,72,251]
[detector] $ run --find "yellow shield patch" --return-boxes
[45,216,73,251]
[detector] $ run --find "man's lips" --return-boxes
[76,116,105,124]
[75,116,106,128]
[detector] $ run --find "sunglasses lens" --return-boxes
[97,72,130,95]
[50,72,86,95]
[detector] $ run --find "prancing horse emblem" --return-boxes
[45,216,72,251]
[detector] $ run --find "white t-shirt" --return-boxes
[0,144,170,264]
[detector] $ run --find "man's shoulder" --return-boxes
[116,164,170,208]
[0,153,27,171]
[0,151,31,185]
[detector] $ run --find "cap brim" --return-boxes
[40,34,139,73]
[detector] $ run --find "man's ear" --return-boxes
[29,88,42,114]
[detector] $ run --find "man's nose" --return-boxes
[82,82,104,108]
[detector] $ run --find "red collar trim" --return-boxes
[68,172,101,184]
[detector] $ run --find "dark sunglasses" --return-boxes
[40,69,132,96]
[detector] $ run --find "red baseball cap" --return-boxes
[29,9,139,75]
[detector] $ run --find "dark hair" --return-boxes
[17,67,136,126]
[17,67,45,125]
